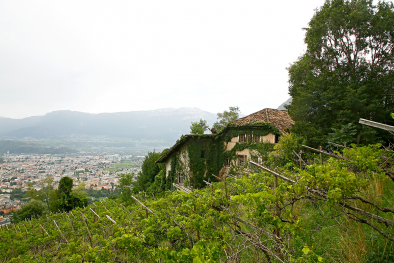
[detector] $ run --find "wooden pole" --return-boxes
[120,204,132,215]
[249,161,296,184]
[65,212,75,232]
[39,224,50,237]
[224,174,228,208]
[274,168,280,239]
[106,215,117,224]
[82,217,93,247]
[130,195,156,215]
[320,146,323,165]
[23,224,28,239]
[90,208,101,219]
[53,220,68,243]
[299,152,302,170]
[144,192,148,218]
[328,141,349,148]
[302,145,352,161]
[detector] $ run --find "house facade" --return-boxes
[156,108,294,188]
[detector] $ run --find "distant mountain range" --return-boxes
[0,100,291,150]
[0,108,219,144]
[277,97,292,111]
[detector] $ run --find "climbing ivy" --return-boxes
[165,122,281,188]
[164,155,178,191]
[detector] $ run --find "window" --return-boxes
[200,150,205,158]
[238,155,247,166]
[275,134,279,143]
[253,135,260,143]
[178,173,184,184]
[225,158,231,167]
[239,134,247,143]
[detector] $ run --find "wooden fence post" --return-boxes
[299,151,302,170]
[320,146,323,165]
[39,224,50,237]
[23,224,28,239]
[53,220,68,243]
[224,174,228,208]
[274,168,280,239]
[144,192,148,218]
[82,217,93,247]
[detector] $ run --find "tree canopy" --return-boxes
[56,176,87,212]
[132,150,164,193]
[288,0,394,146]
[190,119,209,134]
[212,106,240,133]
[12,199,46,223]
[118,173,135,205]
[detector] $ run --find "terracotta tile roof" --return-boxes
[232,108,294,134]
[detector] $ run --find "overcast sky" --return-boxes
[0,0,328,119]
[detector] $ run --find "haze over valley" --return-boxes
[0,107,221,155]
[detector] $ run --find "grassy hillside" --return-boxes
[1,144,394,262]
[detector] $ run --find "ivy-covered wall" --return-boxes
[161,122,281,189]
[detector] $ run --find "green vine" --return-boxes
[186,123,280,188]
[158,122,280,189]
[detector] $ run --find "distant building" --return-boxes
[156,108,294,186]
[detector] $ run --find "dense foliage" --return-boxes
[11,200,46,223]
[118,173,135,205]
[190,119,209,135]
[11,177,88,223]
[86,188,119,201]
[212,106,240,133]
[132,150,165,193]
[288,0,394,146]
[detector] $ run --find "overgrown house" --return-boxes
[156,108,294,188]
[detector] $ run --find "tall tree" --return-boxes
[40,177,55,210]
[24,177,55,210]
[190,119,209,134]
[288,0,394,146]
[56,176,87,212]
[212,106,240,133]
[133,150,164,192]
[118,173,135,205]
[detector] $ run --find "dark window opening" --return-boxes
[238,155,247,166]
[253,135,260,143]
[178,173,184,184]
[200,150,205,158]
[275,134,279,143]
[239,134,247,143]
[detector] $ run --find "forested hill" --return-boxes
[0,108,217,144]
[0,140,77,154]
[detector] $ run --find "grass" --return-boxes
[104,159,137,172]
